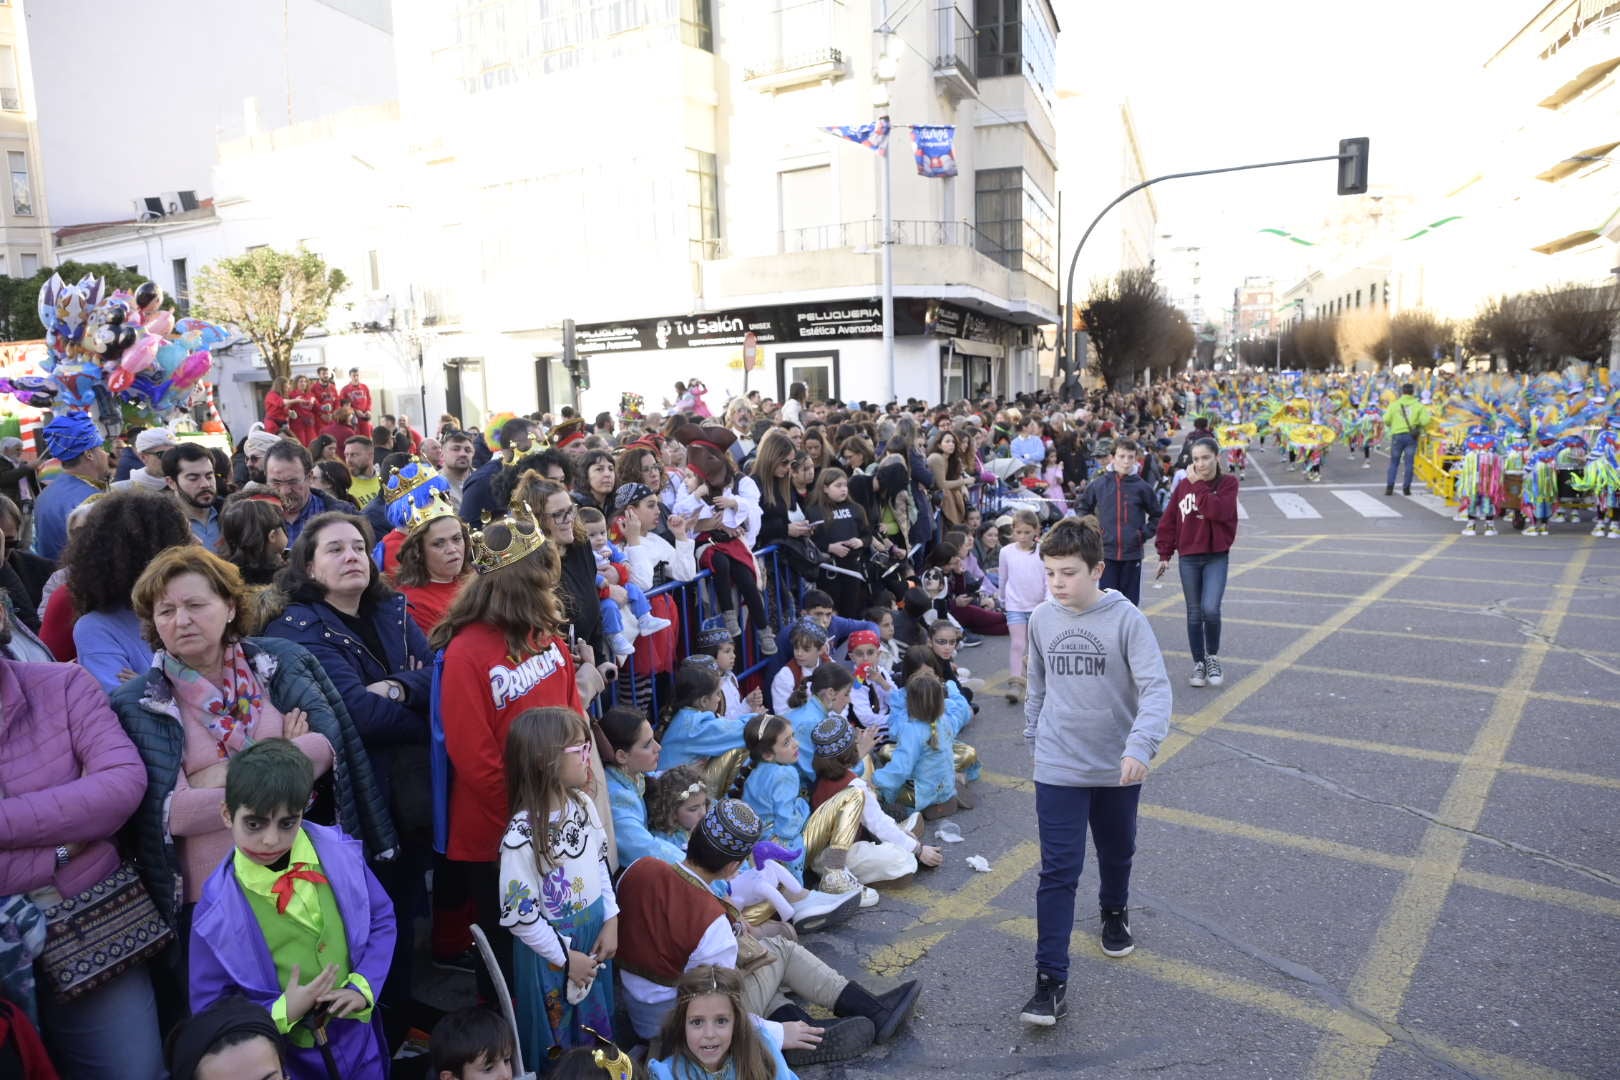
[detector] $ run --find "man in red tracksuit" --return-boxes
[341,367,374,435]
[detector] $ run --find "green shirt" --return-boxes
[1382,396,1429,436]
[234,828,375,1042]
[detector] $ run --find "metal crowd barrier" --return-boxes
[597,543,802,720]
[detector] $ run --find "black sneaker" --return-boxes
[1019,972,1067,1026]
[1100,907,1135,957]
[960,632,984,648]
[1204,656,1224,686]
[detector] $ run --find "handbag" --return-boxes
[38,861,174,1004]
[776,535,828,580]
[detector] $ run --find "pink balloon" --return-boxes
[118,332,163,375]
[142,310,175,337]
[169,350,212,390]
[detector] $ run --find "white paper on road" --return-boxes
[1269,492,1321,519]
[1332,489,1402,518]
[965,855,992,873]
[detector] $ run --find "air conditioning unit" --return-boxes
[1018,327,1036,349]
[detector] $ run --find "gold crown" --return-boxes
[384,457,440,505]
[404,491,458,537]
[470,506,547,575]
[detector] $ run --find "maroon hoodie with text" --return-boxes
[1155,473,1240,561]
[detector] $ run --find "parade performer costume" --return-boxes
[1571,428,1619,537]
[1456,428,1505,537]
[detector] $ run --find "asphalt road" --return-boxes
[790,442,1620,1079]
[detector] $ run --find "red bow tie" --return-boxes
[270,863,328,914]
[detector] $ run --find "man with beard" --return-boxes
[242,426,281,486]
[164,441,224,550]
[312,365,340,429]
[437,429,476,508]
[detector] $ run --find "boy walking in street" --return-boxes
[1074,438,1160,606]
[1019,516,1172,1026]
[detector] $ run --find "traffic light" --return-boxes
[1337,137,1369,195]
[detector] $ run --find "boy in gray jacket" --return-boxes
[1018,515,1172,1027]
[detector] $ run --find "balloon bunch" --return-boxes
[25,273,237,423]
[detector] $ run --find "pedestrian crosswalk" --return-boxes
[1227,485,1460,523]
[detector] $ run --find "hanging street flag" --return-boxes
[1258,227,1316,246]
[909,125,957,177]
[821,117,890,156]
[1402,215,1464,240]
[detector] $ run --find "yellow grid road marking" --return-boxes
[991,916,1584,1080]
[1142,537,1324,618]
[1155,537,1460,765]
[1242,562,1615,591]
[973,773,1620,921]
[1306,541,1596,1080]
[1156,616,1620,660]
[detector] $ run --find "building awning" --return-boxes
[950,337,1004,359]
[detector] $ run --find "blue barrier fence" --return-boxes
[598,544,804,719]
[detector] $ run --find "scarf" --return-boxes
[162,642,266,760]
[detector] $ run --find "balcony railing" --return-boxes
[744,46,844,84]
[932,2,977,96]
[780,219,994,254]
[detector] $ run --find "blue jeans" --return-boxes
[1099,559,1143,606]
[1178,551,1228,662]
[1387,432,1418,490]
[1034,782,1142,981]
[38,964,167,1078]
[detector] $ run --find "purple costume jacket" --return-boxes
[189,822,396,1079]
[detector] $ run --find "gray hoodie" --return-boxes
[1023,590,1172,787]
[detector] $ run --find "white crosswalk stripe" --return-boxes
[1406,491,1458,518]
[1237,499,1248,520]
[1332,489,1402,518]
[1269,492,1321,519]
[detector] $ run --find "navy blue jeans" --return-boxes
[1178,551,1228,662]
[1099,558,1143,606]
[1035,781,1142,981]
[1387,432,1418,490]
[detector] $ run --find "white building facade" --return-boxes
[392,0,1061,420]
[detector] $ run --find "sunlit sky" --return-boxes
[1053,0,1538,314]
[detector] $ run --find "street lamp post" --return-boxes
[1060,143,1368,396]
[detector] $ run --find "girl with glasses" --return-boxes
[500,706,619,1063]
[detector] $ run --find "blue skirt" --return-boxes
[515,894,616,1068]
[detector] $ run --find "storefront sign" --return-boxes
[924,301,999,343]
[576,301,885,354]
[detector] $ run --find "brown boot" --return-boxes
[921,797,958,821]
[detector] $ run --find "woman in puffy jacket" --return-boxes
[0,644,165,1076]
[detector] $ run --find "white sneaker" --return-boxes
[1483,523,1498,537]
[1204,656,1224,686]
[1609,523,1620,538]
[1363,460,1371,469]
[859,887,880,909]
[790,888,861,932]
[1594,523,1607,537]
[636,611,673,635]
[818,868,861,895]
[609,633,635,660]
[1189,661,1207,688]
[1461,522,1477,536]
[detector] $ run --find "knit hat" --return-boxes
[811,714,855,758]
[244,425,281,458]
[787,617,828,648]
[612,481,653,512]
[700,799,761,861]
[683,653,719,673]
[42,412,101,462]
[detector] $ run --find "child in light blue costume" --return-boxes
[658,659,750,770]
[872,647,976,819]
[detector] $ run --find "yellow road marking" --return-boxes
[974,773,1620,920]
[1158,537,1460,767]
[992,917,1584,1080]
[1213,721,1620,792]
[1246,562,1614,591]
[1297,547,1579,567]
[1165,617,1620,659]
[862,840,1040,977]
[1306,542,1596,1080]
[1142,536,1323,618]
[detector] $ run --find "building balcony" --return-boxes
[932,2,978,102]
[744,47,847,92]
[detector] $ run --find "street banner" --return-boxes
[821,118,890,156]
[909,125,957,177]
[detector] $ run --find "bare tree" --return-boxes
[1336,309,1390,371]
[1294,317,1340,370]
[1387,309,1453,367]
[1468,293,1540,370]
[1531,282,1619,364]
[1082,267,1183,389]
